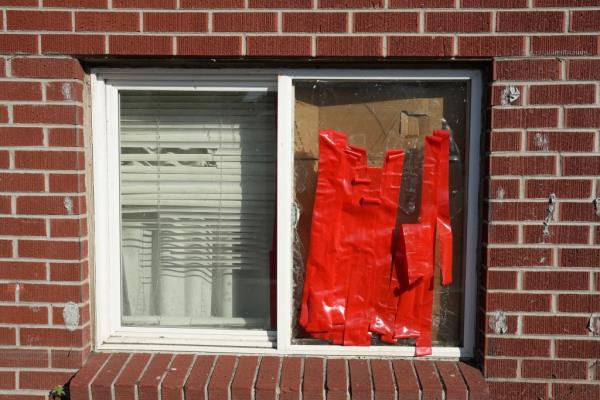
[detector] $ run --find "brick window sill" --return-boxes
[69,352,489,400]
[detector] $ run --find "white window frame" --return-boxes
[92,68,483,358]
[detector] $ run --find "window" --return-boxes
[93,69,482,357]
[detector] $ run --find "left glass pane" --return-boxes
[119,90,277,329]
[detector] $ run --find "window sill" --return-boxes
[69,352,489,400]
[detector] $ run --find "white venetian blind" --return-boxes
[119,90,277,329]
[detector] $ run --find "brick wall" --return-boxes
[0,1,598,399]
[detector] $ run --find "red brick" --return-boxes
[354,12,418,33]
[488,382,548,400]
[0,174,45,193]
[0,195,10,213]
[370,360,394,400]
[524,315,589,335]
[522,360,587,380]
[0,0,39,5]
[0,349,48,368]
[490,155,555,175]
[524,224,589,244]
[181,0,243,7]
[490,131,521,152]
[0,240,13,257]
[303,358,324,400]
[247,36,311,56]
[76,12,140,32]
[487,248,552,267]
[139,353,174,400]
[207,355,237,400]
[566,108,600,128]
[0,107,8,124]
[18,195,85,215]
[114,0,175,7]
[70,353,112,400]
[50,262,85,281]
[114,353,152,400]
[460,364,490,400]
[326,359,348,400]
[249,0,312,7]
[388,36,453,56]
[0,218,45,236]
[0,60,4,77]
[45,0,107,6]
[7,11,71,31]
[413,361,442,399]
[0,82,41,101]
[49,128,84,147]
[16,151,84,171]
[0,372,15,390]
[487,338,550,357]
[51,348,89,372]
[91,353,132,400]
[485,269,517,289]
[436,362,467,400]
[560,248,600,268]
[527,131,595,152]
[556,340,600,359]
[49,174,86,193]
[492,108,558,129]
[497,11,564,32]
[486,224,518,244]
[487,292,551,312]
[489,179,519,199]
[279,357,302,400]
[20,371,74,391]
[0,305,47,324]
[42,34,105,55]
[524,271,589,291]
[0,127,43,146]
[0,328,16,345]
[391,0,454,6]
[50,218,86,237]
[0,261,45,280]
[317,36,383,56]
[535,0,599,6]
[11,58,84,80]
[0,34,38,54]
[462,0,526,6]
[109,35,172,55]
[256,356,281,400]
[530,84,595,105]
[458,36,525,56]
[320,0,384,7]
[177,36,242,56]
[13,105,83,125]
[560,202,600,222]
[0,281,17,300]
[144,12,208,32]
[553,384,600,399]
[571,10,600,32]
[231,356,259,400]
[531,35,599,56]
[526,179,591,199]
[283,12,347,33]
[563,156,600,176]
[213,12,277,32]
[18,240,85,260]
[184,355,216,400]
[46,81,84,102]
[20,283,85,303]
[484,358,517,378]
[426,12,491,32]
[568,59,600,80]
[348,359,372,399]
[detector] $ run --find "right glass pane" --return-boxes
[292,80,469,349]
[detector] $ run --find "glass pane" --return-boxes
[293,80,469,347]
[119,90,276,329]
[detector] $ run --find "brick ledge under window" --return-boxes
[68,352,489,400]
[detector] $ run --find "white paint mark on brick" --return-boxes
[63,302,80,331]
[61,83,73,101]
[63,196,74,215]
[501,86,520,105]
[496,186,505,200]
[588,313,600,336]
[489,311,508,335]
[534,131,549,152]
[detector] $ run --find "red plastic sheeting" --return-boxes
[300,129,453,355]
